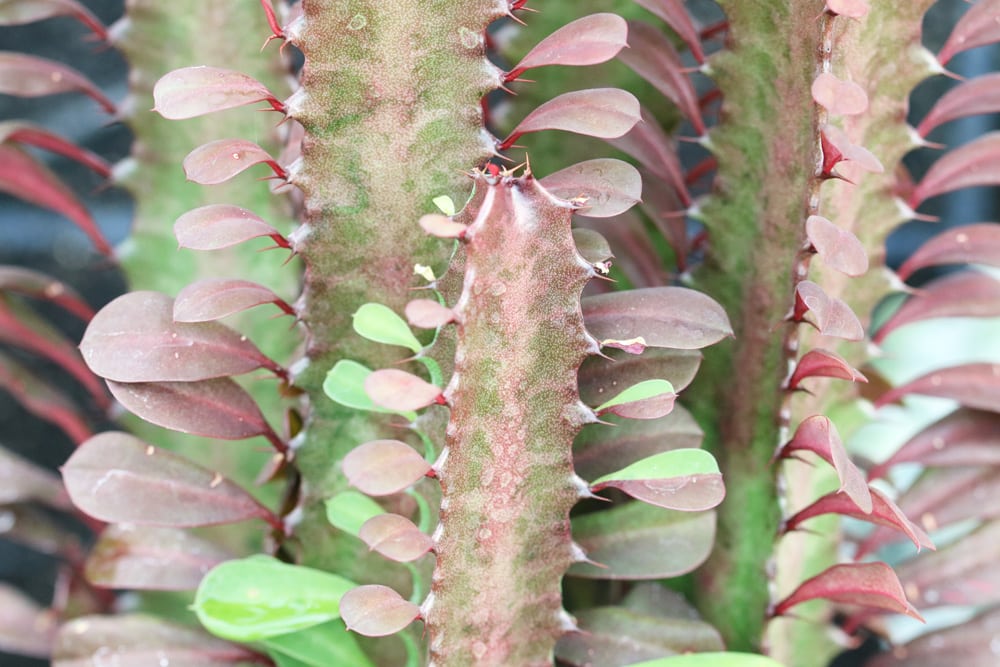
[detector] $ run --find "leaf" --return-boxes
[583,287,732,351]
[339,585,421,637]
[0,52,115,112]
[618,20,705,134]
[154,66,281,119]
[594,379,677,420]
[364,368,441,412]
[910,132,1000,208]
[405,298,455,328]
[573,228,614,266]
[786,348,867,390]
[432,195,455,216]
[866,606,1000,667]
[874,270,1000,343]
[419,213,467,238]
[0,350,92,444]
[897,223,1000,280]
[80,291,280,382]
[875,363,1000,412]
[568,503,716,579]
[792,281,864,340]
[323,360,417,420]
[358,514,433,562]
[352,303,422,353]
[342,439,431,496]
[501,88,641,150]
[917,73,1000,137]
[780,415,872,513]
[507,13,628,79]
[0,120,111,177]
[193,556,355,641]
[805,215,869,276]
[0,264,93,320]
[0,444,68,508]
[85,524,231,591]
[263,621,375,667]
[174,278,291,322]
[174,204,288,251]
[811,72,868,116]
[61,432,275,528]
[0,504,74,556]
[325,491,385,536]
[579,348,702,408]
[591,449,724,511]
[539,158,641,218]
[607,106,690,207]
[937,0,1000,66]
[771,562,922,620]
[625,653,786,667]
[820,125,883,175]
[633,0,705,64]
[0,144,112,256]
[638,168,689,262]
[0,584,56,658]
[183,138,283,185]
[0,0,106,39]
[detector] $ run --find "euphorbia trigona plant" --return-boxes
[3,1,1000,666]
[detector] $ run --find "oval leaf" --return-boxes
[910,132,1000,208]
[323,360,417,420]
[793,281,864,340]
[325,490,386,536]
[787,348,867,389]
[573,228,614,266]
[897,223,1000,280]
[174,204,286,251]
[174,278,289,322]
[353,303,422,353]
[811,72,868,116]
[0,52,115,112]
[938,0,1000,66]
[539,158,641,218]
[875,363,1000,412]
[340,585,420,637]
[364,368,441,412]
[183,138,282,185]
[594,379,677,420]
[591,449,723,511]
[579,348,702,407]
[509,13,628,79]
[343,439,431,496]
[0,445,67,508]
[918,72,1000,137]
[805,215,869,276]
[154,66,280,120]
[405,298,455,329]
[772,562,922,620]
[358,514,433,562]
[502,88,641,149]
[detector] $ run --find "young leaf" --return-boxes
[779,415,872,513]
[632,0,705,64]
[539,158,642,218]
[358,513,434,562]
[0,584,56,658]
[183,138,285,185]
[174,204,288,251]
[432,195,455,216]
[501,88,641,150]
[507,13,628,80]
[573,228,614,266]
[805,215,869,277]
[364,368,441,412]
[594,379,677,420]
[909,132,1000,208]
[874,271,1000,343]
[0,120,111,177]
[937,0,1000,66]
[792,281,865,340]
[339,585,421,637]
[579,348,702,407]
[263,621,375,667]
[323,360,417,420]
[352,303,422,353]
[342,439,431,496]
[811,72,869,116]
[193,556,355,641]
[917,73,1000,137]
[607,106,690,207]
[325,491,386,537]
[0,52,115,112]
[0,265,94,320]
[771,562,922,621]
[875,363,1000,412]
[154,66,282,119]
[405,298,455,328]
[590,449,724,511]
[0,445,67,508]
[61,432,275,528]
[786,348,867,390]
[0,0,107,39]
[174,278,293,322]
[897,223,1000,280]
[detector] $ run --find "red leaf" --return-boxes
[633,0,705,64]
[875,363,1000,412]
[938,0,1000,66]
[358,514,434,563]
[780,415,872,514]
[792,281,865,340]
[85,524,231,591]
[183,139,285,185]
[618,20,705,134]
[0,0,107,39]
[910,132,1000,209]
[507,13,628,81]
[364,369,441,412]
[805,215,869,277]
[173,278,292,322]
[579,348,702,408]
[340,585,421,637]
[539,158,641,218]
[638,168,689,261]
[897,520,1000,609]
[811,73,868,116]
[820,125,884,176]
[0,584,56,658]
[917,73,1000,138]
[342,439,431,496]
[80,291,280,383]
[419,213,467,239]
[404,299,455,329]
[61,432,276,528]
[0,144,112,256]
[593,472,724,511]
[787,348,867,390]
[583,287,732,351]
[501,88,641,150]
[772,562,922,620]
[866,607,1000,667]
[0,265,94,320]
[875,271,1000,343]
[0,444,69,508]
[174,204,288,251]
[896,223,1000,281]
[825,0,869,19]
[607,106,690,207]
[154,66,282,120]
[573,228,613,267]
[0,350,92,444]
[0,52,115,113]
[0,120,111,177]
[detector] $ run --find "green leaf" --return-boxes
[627,652,787,667]
[352,303,422,353]
[325,491,385,536]
[322,360,417,421]
[192,556,355,641]
[592,449,719,486]
[595,379,675,413]
[264,620,374,667]
[432,195,456,216]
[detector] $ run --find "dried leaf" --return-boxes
[174,204,286,251]
[174,278,290,322]
[793,281,865,340]
[0,444,68,508]
[0,0,106,39]
[339,585,421,637]
[358,514,433,562]
[502,88,641,149]
[811,72,868,116]
[0,584,56,658]
[917,73,1000,137]
[154,66,281,120]
[183,138,283,185]
[780,415,872,513]
[875,271,1000,343]
[0,52,115,112]
[869,409,1000,479]
[405,298,455,329]
[772,562,921,620]
[342,439,431,497]
[875,363,1000,412]
[508,13,628,79]
[633,0,705,63]
[539,158,641,218]
[937,0,1000,66]
[364,368,441,412]
[805,214,869,276]
[0,120,111,177]
[910,132,1000,208]
[897,223,1000,280]
[607,106,690,207]
[591,449,724,511]
[787,348,867,389]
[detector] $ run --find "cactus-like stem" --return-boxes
[426,172,592,666]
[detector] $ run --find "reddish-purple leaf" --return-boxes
[787,348,867,390]
[404,298,455,328]
[583,287,732,351]
[0,584,56,658]
[867,607,1000,667]
[0,52,115,113]
[591,450,724,512]
[897,223,1000,281]
[0,445,68,508]
[174,204,288,251]
[507,13,628,80]
[419,213,467,239]
[573,228,614,266]
[80,291,280,383]
[364,369,441,412]
[585,210,671,287]
[0,0,107,39]
[910,132,1000,208]
[153,66,282,120]
[780,415,872,514]
[607,106,690,207]
[633,0,705,63]
[875,271,1000,343]
[938,0,1000,66]
[793,281,865,340]
[579,348,702,408]
[826,0,869,19]
[869,409,1000,480]
[0,144,112,256]
[183,139,284,185]
[638,168,689,261]
[61,432,276,528]
[173,278,292,322]
[85,524,231,591]
[597,383,677,420]
[805,215,869,276]
[340,585,421,637]
[0,265,94,320]
[821,125,883,175]
[0,120,111,177]
[918,73,1000,137]
[342,439,431,496]
[539,158,641,218]
[811,73,868,116]
[875,363,1000,413]
[772,562,922,620]
[784,487,933,552]
[618,20,705,135]
[0,351,92,444]
[501,88,641,150]
[358,514,434,563]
